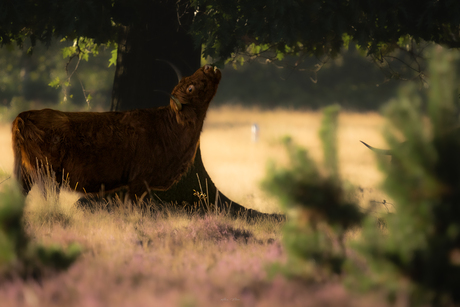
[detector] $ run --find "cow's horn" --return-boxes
[171,95,182,111]
[153,90,182,111]
[155,59,183,83]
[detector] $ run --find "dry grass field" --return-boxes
[201,107,388,212]
[0,107,394,307]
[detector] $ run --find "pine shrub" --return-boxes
[351,47,460,306]
[262,104,363,280]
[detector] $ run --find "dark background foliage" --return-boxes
[0,41,437,116]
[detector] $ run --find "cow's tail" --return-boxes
[11,115,45,193]
[12,116,26,191]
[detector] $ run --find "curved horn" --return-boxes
[170,95,182,111]
[155,59,183,83]
[153,90,182,111]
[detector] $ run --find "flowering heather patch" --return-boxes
[0,197,393,307]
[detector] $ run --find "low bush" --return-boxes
[262,105,363,281]
[349,47,460,306]
[0,181,81,280]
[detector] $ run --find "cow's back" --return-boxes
[11,108,177,194]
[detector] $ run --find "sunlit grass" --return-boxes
[23,165,82,229]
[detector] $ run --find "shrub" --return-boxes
[0,181,81,279]
[262,105,363,280]
[350,47,460,306]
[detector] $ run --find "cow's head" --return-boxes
[170,64,221,112]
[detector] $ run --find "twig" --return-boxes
[0,176,11,185]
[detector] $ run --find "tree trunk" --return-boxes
[110,1,283,220]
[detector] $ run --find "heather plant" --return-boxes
[0,181,81,279]
[350,47,460,306]
[262,105,363,280]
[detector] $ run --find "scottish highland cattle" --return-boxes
[12,64,221,200]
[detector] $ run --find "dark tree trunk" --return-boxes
[111,1,198,111]
[110,1,283,220]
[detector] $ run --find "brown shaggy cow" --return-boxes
[12,64,221,199]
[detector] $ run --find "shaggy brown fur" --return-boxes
[12,65,221,199]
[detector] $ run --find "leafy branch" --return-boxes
[48,37,116,107]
